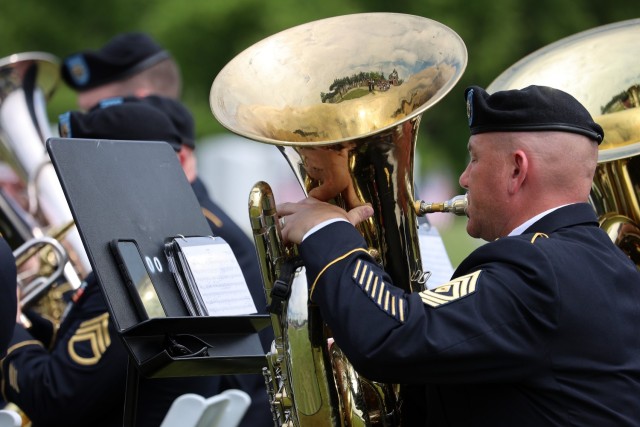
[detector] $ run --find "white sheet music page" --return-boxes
[418,224,455,290]
[180,240,257,316]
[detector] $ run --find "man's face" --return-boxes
[458,134,511,241]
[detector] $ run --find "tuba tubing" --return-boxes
[416,194,468,216]
[14,235,69,308]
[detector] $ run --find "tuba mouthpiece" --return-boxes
[416,194,468,216]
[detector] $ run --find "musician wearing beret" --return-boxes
[60,33,263,296]
[61,32,180,111]
[59,34,273,426]
[1,99,271,426]
[276,85,640,426]
[1,102,206,427]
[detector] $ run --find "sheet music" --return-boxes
[418,224,455,290]
[180,241,257,316]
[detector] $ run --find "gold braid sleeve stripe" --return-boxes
[1,340,43,398]
[202,207,223,228]
[530,232,549,243]
[5,340,43,357]
[310,248,371,301]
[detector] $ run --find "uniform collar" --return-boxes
[522,203,599,235]
[508,205,568,236]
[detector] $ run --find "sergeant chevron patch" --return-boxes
[67,312,111,366]
[420,270,481,308]
[352,259,406,322]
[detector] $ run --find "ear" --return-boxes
[133,88,151,98]
[507,149,528,194]
[176,147,188,167]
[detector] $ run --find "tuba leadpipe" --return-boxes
[416,194,468,216]
[211,13,467,426]
[486,18,640,266]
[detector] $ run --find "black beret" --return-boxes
[465,85,604,144]
[132,95,195,149]
[58,100,182,151]
[61,32,170,91]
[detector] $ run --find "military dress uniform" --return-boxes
[1,273,222,427]
[301,203,640,426]
[0,236,17,358]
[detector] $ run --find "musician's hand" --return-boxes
[277,197,373,244]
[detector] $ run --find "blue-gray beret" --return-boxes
[61,32,170,91]
[465,85,604,144]
[133,95,195,149]
[102,95,195,149]
[58,99,182,151]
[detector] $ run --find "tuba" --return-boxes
[210,13,467,426]
[486,19,640,266]
[0,52,88,317]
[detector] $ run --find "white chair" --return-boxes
[160,389,251,427]
[205,389,251,427]
[0,409,21,427]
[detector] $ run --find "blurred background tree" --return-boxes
[0,0,636,263]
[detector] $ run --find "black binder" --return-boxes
[46,137,269,379]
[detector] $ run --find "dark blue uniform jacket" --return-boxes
[0,237,17,358]
[1,274,222,427]
[0,180,273,427]
[301,203,640,426]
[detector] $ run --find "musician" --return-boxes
[0,103,213,427]
[61,34,273,426]
[67,97,270,426]
[61,32,180,111]
[0,236,17,358]
[276,85,640,426]
[59,33,264,319]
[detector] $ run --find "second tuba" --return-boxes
[210,13,467,426]
[486,19,640,266]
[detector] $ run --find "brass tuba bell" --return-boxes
[486,19,640,266]
[210,13,467,426]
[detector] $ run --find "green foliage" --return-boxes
[0,0,637,182]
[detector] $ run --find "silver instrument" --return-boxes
[0,52,88,309]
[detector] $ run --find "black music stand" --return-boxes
[46,138,269,426]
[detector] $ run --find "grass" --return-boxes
[438,216,485,267]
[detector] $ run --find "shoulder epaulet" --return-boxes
[530,232,549,244]
[202,207,223,228]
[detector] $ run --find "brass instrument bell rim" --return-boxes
[486,18,640,115]
[0,51,60,100]
[598,141,640,163]
[210,12,468,148]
